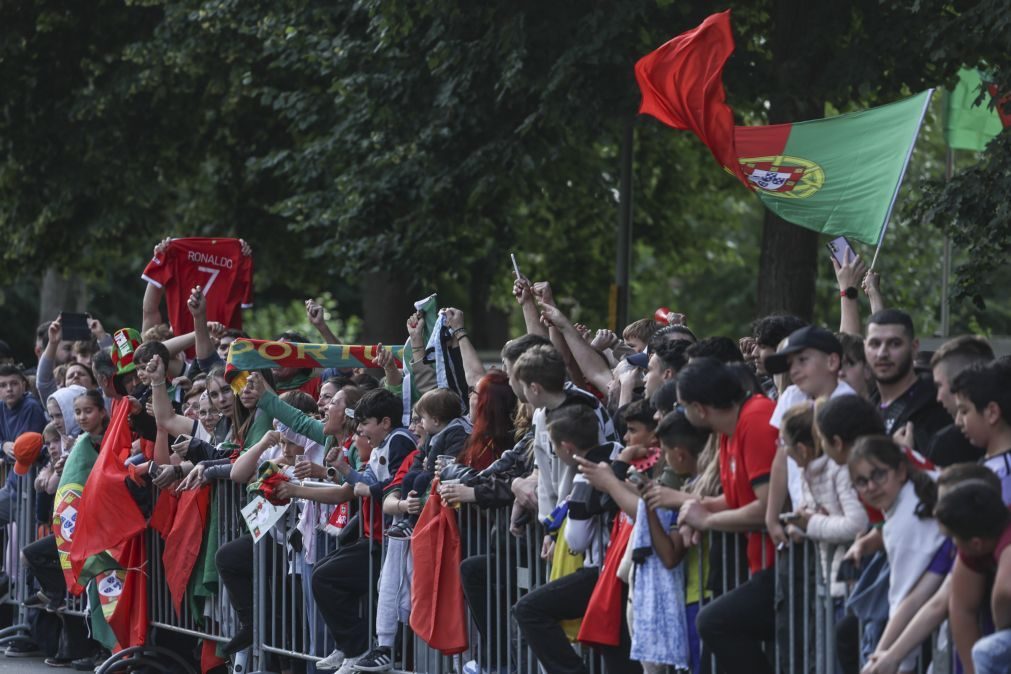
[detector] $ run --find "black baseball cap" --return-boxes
[626,352,649,369]
[763,326,843,375]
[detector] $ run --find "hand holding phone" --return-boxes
[59,312,92,342]
[826,236,856,267]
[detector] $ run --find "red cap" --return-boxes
[13,432,44,475]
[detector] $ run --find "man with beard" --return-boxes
[864,309,951,453]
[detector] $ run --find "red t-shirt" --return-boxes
[142,237,254,339]
[958,510,1011,575]
[720,394,778,573]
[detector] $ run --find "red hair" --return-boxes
[460,370,517,470]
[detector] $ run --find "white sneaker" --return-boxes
[315,648,346,670]
[334,653,364,674]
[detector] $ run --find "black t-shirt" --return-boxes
[926,424,985,467]
[881,375,952,452]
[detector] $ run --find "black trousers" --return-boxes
[21,534,94,659]
[310,539,381,658]
[696,566,776,674]
[460,553,515,668]
[215,534,306,672]
[513,566,638,674]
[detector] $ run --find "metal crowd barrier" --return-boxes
[0,460,961,674]
[0,462,37,648]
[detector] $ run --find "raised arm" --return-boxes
[442,308,486,388]
[36,316,62,402]
[306,298,340,345]
[513,274,547,338]
[833,249,867,336]
[230,430,281,484]
[248,373,326,444]
[183,285,216,361]
[862,270,885,314]
[538,302,613,394]
[142,237,172,333]
[145,355,196,437]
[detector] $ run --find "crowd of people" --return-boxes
[0,236,1009,674]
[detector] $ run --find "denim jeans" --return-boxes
[972,629,1011,674]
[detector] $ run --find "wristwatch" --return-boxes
[840,286,858,300]
[326,466,338,482]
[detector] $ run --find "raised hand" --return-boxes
[305,299,325,327]
[187,286,207,317]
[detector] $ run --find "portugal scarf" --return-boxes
[225,339,404,392]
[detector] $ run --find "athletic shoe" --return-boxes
[463,660,515,674]
[222,624,253,655]
[5,639,43,657]
[44,657,74,668]
[23,590,50,609]
[384,520,413,540]
[354,646,393,672]
[315,648,346,671]
[334,653,363,674]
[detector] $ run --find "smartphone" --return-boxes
[510,253,521,279]
[59,312,91,341]
[825,236,856,266]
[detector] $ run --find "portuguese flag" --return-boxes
[635,11,932,246]
[943,68,1006,152]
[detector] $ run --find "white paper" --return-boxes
[241,495,290,543]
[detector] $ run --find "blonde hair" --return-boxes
[780,403,817,456]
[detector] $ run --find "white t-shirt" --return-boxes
[771,380,856,509]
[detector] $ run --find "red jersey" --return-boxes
[719,394,778,573]
[142,237,253,339]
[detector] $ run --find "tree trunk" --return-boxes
[359,270,413,344]
[757,215,819,317]
[756,1,841,320]
[39,268,88,326]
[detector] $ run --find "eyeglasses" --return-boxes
[198,409,222,419]
[852,467,891,491]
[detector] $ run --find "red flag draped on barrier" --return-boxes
[634,10,750,188]
[409,486,468,655]
[105,534,148,649]
[577,514,635,647]
[151,487,212,614]
[69,398,147,574]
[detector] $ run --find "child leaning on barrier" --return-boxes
[862,463,1003,674]
[935,477,1011,674]
[638,408,713,674]
[384,387,469,540]
[779,402,868,598]
[847,436,945,674]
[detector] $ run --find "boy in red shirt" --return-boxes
[675,357,778,674]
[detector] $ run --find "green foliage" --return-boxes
[0,0,1008,355]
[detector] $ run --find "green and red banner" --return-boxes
[225,339,404,392]
[944,68,1007,152]
[732,91,932,245]
[635,10,932,246]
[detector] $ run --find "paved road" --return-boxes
[0,654,55,671]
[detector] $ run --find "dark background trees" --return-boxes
[1,0,1007,362]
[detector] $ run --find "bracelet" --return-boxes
[150,380,167,388]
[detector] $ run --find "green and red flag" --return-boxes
[635,11,932,246]
[943,68,1006,151]
[70,398,147,570]
[225,339,404,393]
[53,435,101,595]
[634,11,749,188]
[732,91,932,245]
